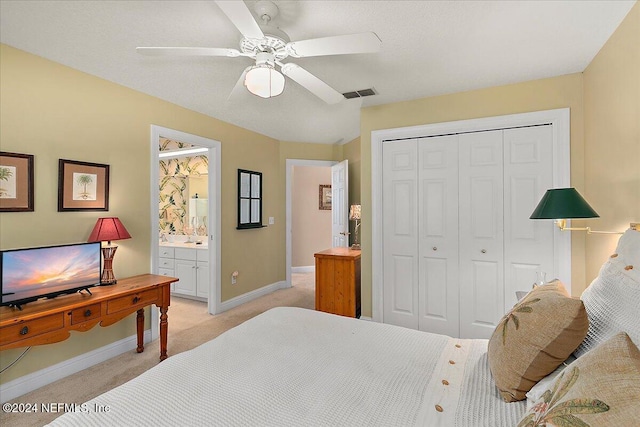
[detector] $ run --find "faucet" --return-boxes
[160,231,168,242]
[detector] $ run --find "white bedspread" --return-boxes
[48,307,524,426]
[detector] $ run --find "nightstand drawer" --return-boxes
[1,313,64,342]
[107,289,159,314]
[158,257,175,269]
[70,304,101,325]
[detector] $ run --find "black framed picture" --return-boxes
[58,159,109,211]
[0,151,34,212]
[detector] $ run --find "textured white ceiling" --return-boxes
[0,1,635,144]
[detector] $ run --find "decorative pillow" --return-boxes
[518,332,640,427]
[574,228,640,357]
[525,355,576,410]
[488,280,589,402]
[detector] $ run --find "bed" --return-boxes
[48,229,640,426]
[47,307,525,426]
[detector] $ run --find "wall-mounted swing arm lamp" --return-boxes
[529,188,624,235]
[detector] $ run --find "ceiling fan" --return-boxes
[136,0,381,104]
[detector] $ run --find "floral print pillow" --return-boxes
[518,332,640,427]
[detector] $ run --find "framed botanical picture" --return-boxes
[319,184,332,210]
[58,159,109,211]
[0,152,34,212]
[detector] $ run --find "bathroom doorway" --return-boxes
[150,125,221,341]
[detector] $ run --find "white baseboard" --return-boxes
[292,266,314,273]
[359,316,372,321]
[0,330,151,403]
[219,280,288,312]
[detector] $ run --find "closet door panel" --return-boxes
[418,136,459,336]
[471,260,501,325]
[459,130,504,339]
[382,140,419,329]
[503,126,554,309]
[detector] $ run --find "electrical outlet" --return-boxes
[231,271,238,285]
[269,217,275,225]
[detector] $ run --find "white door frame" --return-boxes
[150,125,222,341]
[285,159,337,287]
[371,108,571,323]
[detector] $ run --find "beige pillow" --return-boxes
[518,332,640,427]
[488,280,589,402]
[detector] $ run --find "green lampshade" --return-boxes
[530,188,600,219]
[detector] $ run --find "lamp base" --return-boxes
[350,244,361,250]
[99,245,119,286]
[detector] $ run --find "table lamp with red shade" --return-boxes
[88,217,131,285]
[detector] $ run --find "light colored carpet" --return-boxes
[1,273,315,427]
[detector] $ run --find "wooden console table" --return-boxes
[0,274,177,361]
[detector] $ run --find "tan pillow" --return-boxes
[488,280,589,402]
[518,332,640,427]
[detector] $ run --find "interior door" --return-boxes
[331,160,349,247]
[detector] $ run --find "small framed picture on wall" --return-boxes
[58,159,110,211]
[0,151,34,212]
[319,184,332,210]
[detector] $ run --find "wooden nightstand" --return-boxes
[314,248,361,318]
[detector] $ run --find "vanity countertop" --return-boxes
[159,241,208,250]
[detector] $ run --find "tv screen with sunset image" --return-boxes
[1,242,102,307]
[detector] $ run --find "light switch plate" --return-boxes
[269,217,275,225]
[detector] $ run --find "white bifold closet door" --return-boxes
[382,125,554,339]
[418,135,460,337]
[458,130,505,338]
[382,139,419,330]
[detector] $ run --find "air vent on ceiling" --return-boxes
[342,88,377,99]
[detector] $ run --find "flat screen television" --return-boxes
[1,242,102,309]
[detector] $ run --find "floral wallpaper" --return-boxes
[159,138,208,235]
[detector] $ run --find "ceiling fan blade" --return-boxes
[280,63,343,104]
[214,0,264,40]
[227,66,252,101]
[136,47,242,57]
[286,32,381,58]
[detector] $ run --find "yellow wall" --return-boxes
[583,2,640,283]
[360,73,586,316]
[0,44,332,383]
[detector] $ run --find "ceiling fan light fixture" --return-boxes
[244,63,285,98]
